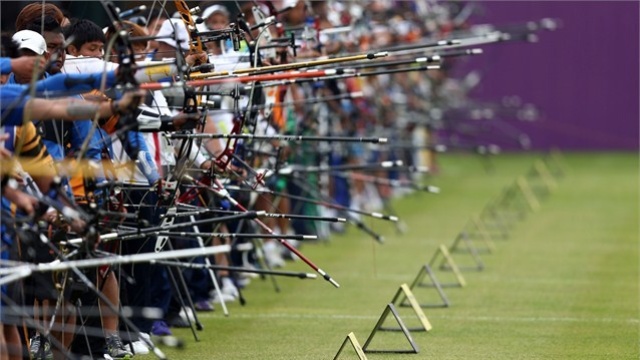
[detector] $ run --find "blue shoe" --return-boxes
[194,300,214,312]
[151,320,172,336]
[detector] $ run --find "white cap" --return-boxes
[201,4,229,21]
[156,18,190,51]
[12,30,46,55]
[282,0,300,9]
[197,5,231,32]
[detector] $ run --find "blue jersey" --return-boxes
[0,57,12,74]
[5,73,106,163]
[0,70,117,126]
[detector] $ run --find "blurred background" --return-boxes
[1,1,637,151]
[465,1,639,151]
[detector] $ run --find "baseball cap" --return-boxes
[201,5,229,21]
[156,18,190,51]
[282,0,300,9]
[12,30,46,55]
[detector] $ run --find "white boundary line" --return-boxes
[197,312,639,324]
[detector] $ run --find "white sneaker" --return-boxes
[129,340,150,355]
[363,183,384,212]
[240,271,259,280]
[221,277,239,298]
[237,277,251,287]
[284,230,299,248]
[281,232,300,261]
[128,333,151,355]
[263,241,285,268]
[208,277,239,304]
[179,307,196,323]
[240,263,260,279]
[210,293,236,304]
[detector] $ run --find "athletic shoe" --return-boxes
[43,340,54,360]
[29,334,41,359]
[263,241,285,268]
[127,340,150,355]
[105,334,133,359]
[179,306,197,323]
[236,277,251,288]
[127,333,151,355]
[281,238,300,261]
[30,334,53,360]
[166,312,190,328]
[210,292,236,304]
[240,263,260,279]
[221,277,239,298]
[194,300,214,312]
[151,320,172,336]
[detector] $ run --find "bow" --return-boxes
[173,0,205,118]
[174,0,204,56]
[104,2,143,156]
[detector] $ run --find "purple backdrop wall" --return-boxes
[462,1,639,150]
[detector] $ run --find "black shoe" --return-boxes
[166,313,190,328]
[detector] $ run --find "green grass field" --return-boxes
[147,152,638,359]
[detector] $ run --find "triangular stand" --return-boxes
[466,215,496,252]
[544,149,566,179]
[333,332,368,360]
[448,232,485,272]
[525,161,552,199]
[534,159,558,190]
[362,303,419,354]
[516,176,541,212]
[496,182,528,223]
[429,244,466,287]
[479,203,510,240]
[406,265,450,308]
[382,284,432,332]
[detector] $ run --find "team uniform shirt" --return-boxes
[1,122,56,220]
[0,70,117,126]
[63,54,179,83]
[205,51,254,151]
[5,73,110,198]
[3,121,55,173]
[0,57,12,74]
[111,90,206,184]
[62,60,162,187]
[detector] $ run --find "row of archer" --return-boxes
[0,1,557,359]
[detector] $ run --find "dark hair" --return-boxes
[104,20,148,49]
[24,16,62,34]
[0,34,20,58]
[16,3,65,31]
[62,19,105,49]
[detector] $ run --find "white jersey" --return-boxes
[111,90,206,184]
[62,55,118,75]
[63,55,178,83]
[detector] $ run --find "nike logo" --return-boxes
[21,38,29,42]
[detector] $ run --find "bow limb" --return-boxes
[174,0,205,56]
[171,0,213,201]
